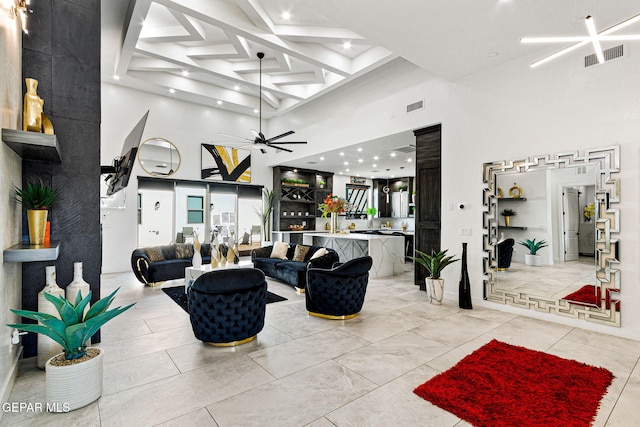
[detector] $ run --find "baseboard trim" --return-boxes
[0,346,23,424]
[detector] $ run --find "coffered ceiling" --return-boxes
[102,1,640,178]
[102,0,396,118]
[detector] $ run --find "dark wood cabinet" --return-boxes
[273,166,333,232]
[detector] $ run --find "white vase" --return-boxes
[425,278,445,305]
[46,347,104,411]
[192,233,202,267]
[524,254,542,267]
[66,262,90,315]
[37,266,64,369]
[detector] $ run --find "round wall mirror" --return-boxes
[138,137,181,176]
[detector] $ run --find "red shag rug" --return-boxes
[562,284,620,311]
[414,339,614,427]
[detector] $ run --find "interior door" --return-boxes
[563,187,580,261]
[138,189,174,247]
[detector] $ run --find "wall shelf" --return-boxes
[1,128,62,162]
[3,241,60,262]
[499,226,528,230]
[497,197,527,202]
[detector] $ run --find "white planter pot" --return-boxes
[46,348,104,412]
[425,278,445,305]
[524,254,542,267]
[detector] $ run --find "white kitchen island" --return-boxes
[303,232,405,278]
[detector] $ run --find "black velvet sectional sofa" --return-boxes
[131,243,212,286]
[251,243,339,292]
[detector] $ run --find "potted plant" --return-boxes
[500,208,516,227]
[318,180,326,189]
[7,288,134,411]
[12,180,58,245]
[254,187,274,244]
[518,238,548,266]
[410,249,459,304]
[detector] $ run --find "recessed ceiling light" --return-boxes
[112,74,120,80]
[343,41,352,49]
[281,11,291,20]
[169,88,175,94]
[372,164,377,168]
[345,168,350,172]
[391,174,395,178]
[217,100,223,105]
[344,161,349,166]
[407,158,413,162]
[373,155,379,160]
[371,176,374,179]
[181,70,189,77]
[357,147,362,152]
[390,152,396,157]
[254,109,259,114]
[339,152,345,156]
[234,84,240,91]
[320,156,325,161]
[358,159,363,163]
[293,169,298,172]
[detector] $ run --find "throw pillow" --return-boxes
[309,247,328,260]
[175,243,194,259]
[292,245,311,262]
[145,247,165,262]
[270,242,290,259]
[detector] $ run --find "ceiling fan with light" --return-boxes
[218,52,307,153]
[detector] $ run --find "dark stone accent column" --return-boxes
[21,0,101,358]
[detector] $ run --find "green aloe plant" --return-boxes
[7,288,134,360]
[518,238,548,255]
[12,181,58,209]
[410,249,459,279]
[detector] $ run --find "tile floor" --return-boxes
[4,261,640,426]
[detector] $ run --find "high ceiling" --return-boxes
[102,0,640,177]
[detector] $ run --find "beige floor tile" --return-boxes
[144,313,193,333]
[304,417,338,427]
[167,325,293,373]
[98,355,274,427]
[337,310,430,342]
[103,350,180,396]
[249,328,370,378]
[483,316,574,351]
[410,312,502,347]
[155,408,218,427]
[207,361,376,427]
[327,364,461,427]
[100,318,153,342]
[335,331,452,385]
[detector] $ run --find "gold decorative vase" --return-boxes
[504,216,511,227]
[329,212,338,234]
[27,209,48,245]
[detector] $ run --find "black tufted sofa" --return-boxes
[188,268,267,346]
[497,238,515,270]
[305,256,373,319]
[131,243,212,286]
[251,244,339,292]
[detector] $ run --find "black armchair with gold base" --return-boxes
[305,256,373,320]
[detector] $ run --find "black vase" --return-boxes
[459,242,473,309]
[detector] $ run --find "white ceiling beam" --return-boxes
[185,44,245,59]
[273,24,366,44]
[114,0,154,78]
[233,0,275,33]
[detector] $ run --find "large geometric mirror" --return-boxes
[138,137,181,177]
[482,146,620,326]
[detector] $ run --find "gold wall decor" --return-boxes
[23,78,54,134]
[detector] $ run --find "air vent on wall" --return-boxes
[585,44,624,67]
[406,100,424,113]
[393,145,416,154]
[305,161,318,164]
[576,166,587,175]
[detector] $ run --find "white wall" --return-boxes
[101,84,272,272]
[0,12,24,412]
[268,53,640,339]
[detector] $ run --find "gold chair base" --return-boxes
[295,287,305,294]
[495,268,508,271]
[207,335,256,347]
[148,281,164,287]
[308,311,358,320]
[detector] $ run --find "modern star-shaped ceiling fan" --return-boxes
[218,52,308,153]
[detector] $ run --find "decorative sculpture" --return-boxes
[23,78,54,134]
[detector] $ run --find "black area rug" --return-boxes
[162,285,287,313]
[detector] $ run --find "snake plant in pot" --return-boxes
[410,249,459,304]
[7,288,134,411]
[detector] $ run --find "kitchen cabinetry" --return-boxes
[273,166,333,232]
[373,177,414,218]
